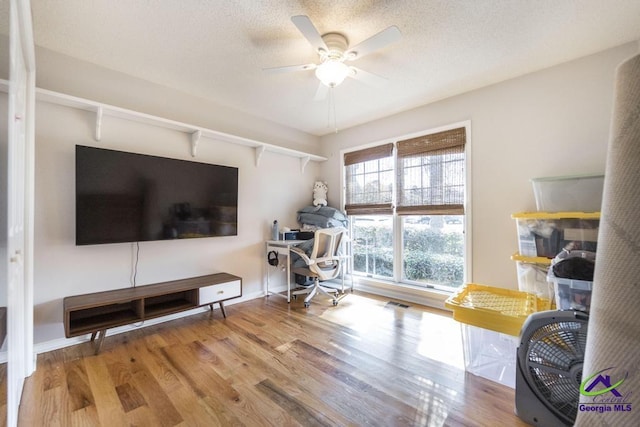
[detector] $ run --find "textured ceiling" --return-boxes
[15,1,640,136]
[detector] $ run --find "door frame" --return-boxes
[6,0,36,425]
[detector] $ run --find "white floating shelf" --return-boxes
[0,79,327,167]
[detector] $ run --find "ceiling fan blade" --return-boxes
[345,26,401,60]
[291,15,329,53]
[348,66,388,88]
[314,82,328,101]
[263,63,317,74]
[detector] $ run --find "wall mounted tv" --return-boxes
[76,145,238,245]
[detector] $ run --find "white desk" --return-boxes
[265,240,305,302]
[265,239,353,303]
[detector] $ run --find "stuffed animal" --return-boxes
[313,181,328,207]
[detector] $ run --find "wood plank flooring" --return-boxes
[17,291,529,426]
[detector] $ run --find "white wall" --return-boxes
[34,46,320,155]
[319,42,639,290]
[33,100,319,344]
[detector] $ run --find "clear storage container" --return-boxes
[462,323,519,388]
[512,211,600,258]
[511,253,554,303]
[445,284,552,388]
[531,174,604,212]
[548,250,595,313]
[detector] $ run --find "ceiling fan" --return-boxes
[264,15,401,100]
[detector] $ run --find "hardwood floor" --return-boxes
[18,291,529,426]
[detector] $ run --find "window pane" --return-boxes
[351,215,393,279]
[345,157,393,206]
[397,147,465,212]
[402,215,464,288]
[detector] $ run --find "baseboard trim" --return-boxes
[353,278,451,311]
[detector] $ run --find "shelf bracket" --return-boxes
[190,130,201,157]
[255,145,266,167]
[95,107,103,141]
[300,156,310,173]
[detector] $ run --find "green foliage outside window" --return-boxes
[352,222,393,278]
[352,222,464,288]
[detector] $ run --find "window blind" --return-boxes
[344,143,394,215]
[396,128,466,215]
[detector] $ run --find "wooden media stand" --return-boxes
[63,272,242,354]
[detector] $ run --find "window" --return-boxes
[402,214,465,287]
[344,143,394,215]
[396,128,466,216]
[345,126,469,290]
[351,215,393,279]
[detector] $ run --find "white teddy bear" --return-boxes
[313,181,328,207]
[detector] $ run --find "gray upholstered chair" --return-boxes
[290,227,346,307]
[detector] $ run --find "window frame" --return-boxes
[341,121,472,290]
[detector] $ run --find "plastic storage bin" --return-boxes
[531,174,604,212]
[512,211,600,258]
[462,323,519,388]
[550,275,593,313]
[445,284,552,388]
[548,251,595,313]
[511,253,554,302]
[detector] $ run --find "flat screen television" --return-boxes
[76,145,238,245]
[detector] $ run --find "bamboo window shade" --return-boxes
[344,143,394,215]
[396,128,466,215]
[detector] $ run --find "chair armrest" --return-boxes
[290,246,315,265]
[314,256,340,264]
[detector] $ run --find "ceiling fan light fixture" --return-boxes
[315,60,349,87]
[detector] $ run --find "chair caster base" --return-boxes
[304,302,310,308]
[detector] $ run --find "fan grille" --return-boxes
[525,320,587,423]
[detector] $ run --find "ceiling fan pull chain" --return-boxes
[332,89,338,133]
[326,88,332,129]
[326,88,338,133]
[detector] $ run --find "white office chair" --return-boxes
[291,227,346,307]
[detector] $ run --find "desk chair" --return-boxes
[290,227,346,307]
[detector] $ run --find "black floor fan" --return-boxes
[515,310,589,426]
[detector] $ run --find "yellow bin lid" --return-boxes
[445,283,551,336]
[510,252,552,265]
[511,211,600,220]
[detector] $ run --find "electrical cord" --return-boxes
[131,241,140,287]
[130,241,143,326]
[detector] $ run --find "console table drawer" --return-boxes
[199,280,242,305]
